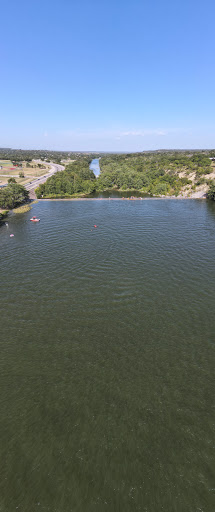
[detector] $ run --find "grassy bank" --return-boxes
[13,204,32,214]
[0,210,9,223]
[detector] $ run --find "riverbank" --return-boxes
[13,204,32,213]
[37,195,207,201]
[0,209,9,222]
[0,199,38,221]
[33,154,215,201]
[35,183,209,201]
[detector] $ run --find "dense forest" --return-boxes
[35,151,215,199]
[97,152,214,195]
[35,158,96,198]
[0,183,29,209]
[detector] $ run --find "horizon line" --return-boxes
[1,147,215,153]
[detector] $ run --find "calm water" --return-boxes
[90,158,100,177]
[0,199,214,512]
[89,191,148,198]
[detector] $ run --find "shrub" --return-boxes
[196,178,206,186]
[207,181,215,200]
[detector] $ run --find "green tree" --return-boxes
[35,184,45,198]
[0,184,29,209]
[207,181,215,200]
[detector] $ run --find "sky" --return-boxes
[1,0,215,151]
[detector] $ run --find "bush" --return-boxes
[0,184,29,209]
[196,177,206,186]
[207,181,215,200]
[150,182,169,195]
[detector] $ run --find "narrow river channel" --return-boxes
[89,158,100,177]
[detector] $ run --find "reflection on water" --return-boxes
[0,199,214,511]
[89,189,149,198]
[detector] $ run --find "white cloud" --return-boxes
[60,128,168,140]
[121,130,167,137]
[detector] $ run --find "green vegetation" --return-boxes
[35,157,96,198]
[0,184,29,209]
[0,210,9,223]
[0,147,99,164]
[207,181,215,200]
[34,151,214,199]
[13,204,32,213]
[97,152,212,196]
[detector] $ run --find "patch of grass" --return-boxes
[13,204,32,214]
[0,160,14,168]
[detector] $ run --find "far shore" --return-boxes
[37,195,207,201]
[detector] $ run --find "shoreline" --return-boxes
[37,195,207,201]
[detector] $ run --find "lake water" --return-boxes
[0,199,214,511]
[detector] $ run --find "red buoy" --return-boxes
[94,225,97,228]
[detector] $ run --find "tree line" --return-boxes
[0,148,99,164]
[35,151,215,199]
[35,158,96,198]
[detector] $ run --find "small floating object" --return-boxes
[94,225,97,228]
[30,216,40,222]
[10,234,14,237]
[5,222,8,226]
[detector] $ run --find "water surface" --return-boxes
[88,190,148,198]
[0,199,214,511]
[89,158,100,177]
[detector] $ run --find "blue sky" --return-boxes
[1,0,215,151]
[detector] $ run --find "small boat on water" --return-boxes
[30,216,40,222]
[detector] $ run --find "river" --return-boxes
[0,198,214,511]
[89,158,100,177]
